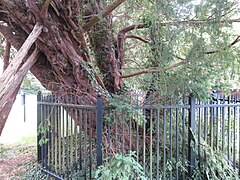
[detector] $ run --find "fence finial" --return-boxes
[37,91,42,101]
[97,92,102,98]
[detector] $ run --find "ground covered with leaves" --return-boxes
[0,143,36,179]
[0,140,51,180]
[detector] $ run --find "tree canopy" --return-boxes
[0,0,240,134]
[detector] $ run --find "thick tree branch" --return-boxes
[26,0,41,23]
[125,34,150,43]
[0,48,40,136]
[41,0,53,18]
[118,24,148,34]
[120,61,184,79]
[117,24,148,68]
[0,23,43,83]
[0,22,42,135]
[3,41,11,71]
[83,0,126,31]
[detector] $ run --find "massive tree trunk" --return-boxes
[0,0,125,134]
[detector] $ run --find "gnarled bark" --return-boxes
[0,23,42,135]
[0,0,125,134]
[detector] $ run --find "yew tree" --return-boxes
[0,0,240,135]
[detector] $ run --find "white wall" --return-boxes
[0,94,37,144]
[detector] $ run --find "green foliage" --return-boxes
[37,121,53,146]
[191,130,239,180]
[107,94,146,125]
[21,73,45,94]
[94,152,146,180]
[146,0,240,97]
[114,0,240,98]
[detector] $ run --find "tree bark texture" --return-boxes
[0,23,42,135]
[0,0,126,134]
[3,41,11,71]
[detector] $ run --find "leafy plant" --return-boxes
[37,121,53,146]
[107,94,146,125]
[191,130,239,180]
[94,152,146,180]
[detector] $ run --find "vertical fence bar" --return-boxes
[227,96,231,161]
[96,93,103,166]
[57,96,62,174]
[210,105,214,148]
[169,103,173,180]
[37,91,42,163]
[222,95,225,154]
[143,102,146,175]
[233,95,236,169]
[239,98,240,175]
[61,96,65,175]
[175,108,179,180]
[157,109,160,180]
[89,109,93,179]
[150,107,153,180]
[182,107,186,180]
[163,101,166,180]
[54,96,58,174]
[204,106,208,142]
[84,99,87,177]
[198,102,201,167]
[188,95,196,178]
[79,97,83,171]
[65,95,69,177]
[216,95,219,150]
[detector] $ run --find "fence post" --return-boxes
[188,95,196,178]
[21,92,26,122]
[96,93,103,166]
[37,91,42,163]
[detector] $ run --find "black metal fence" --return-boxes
[37,92,240,179]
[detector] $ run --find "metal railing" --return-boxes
[37,92,240,179]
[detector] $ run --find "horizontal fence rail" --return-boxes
[37,92,240,179]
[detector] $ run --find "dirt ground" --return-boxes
[0,143,37,179]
